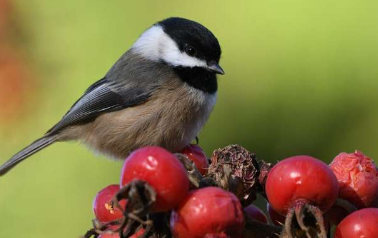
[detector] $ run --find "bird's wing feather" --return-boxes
[47,78,152,134]
[0,76,154,176]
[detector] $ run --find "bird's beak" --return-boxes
[207,61,225,75]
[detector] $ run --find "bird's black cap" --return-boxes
[158,17,222,63]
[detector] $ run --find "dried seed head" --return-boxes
[208,144,260,204]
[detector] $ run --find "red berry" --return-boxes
[266,155,339,215]
[330,150,378,208]
[120,146,189,212]
[170,187,245,238]
[180,144,209,175]
[244,204,268,224]
[93,185,127,223]
[335,208,378,238]
[266,203,285,226]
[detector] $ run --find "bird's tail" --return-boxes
[0,135,57,176]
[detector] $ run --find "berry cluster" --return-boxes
[83,146,378,238]
[266,151,378,238]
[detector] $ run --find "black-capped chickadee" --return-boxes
[0,17,224,176]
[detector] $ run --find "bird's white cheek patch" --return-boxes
[132,25,207,68]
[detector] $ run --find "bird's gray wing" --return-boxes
[47,78,152,134]
[0,77,153,176]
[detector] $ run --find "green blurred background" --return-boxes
[1,0,378,237]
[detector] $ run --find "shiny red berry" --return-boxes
[335,208,378,238]
[180,144,209,175]
[330,150,378,208]
[266,155,339,215]
[120,146,189,212]
[93,185,127,223]
[170,187,245,238]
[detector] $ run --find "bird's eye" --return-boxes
[184,45,197,56]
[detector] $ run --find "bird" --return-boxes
[0,17,224,176]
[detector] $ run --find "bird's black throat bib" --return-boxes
[173,66,217,94]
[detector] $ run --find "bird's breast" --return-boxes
[83,81,216,159]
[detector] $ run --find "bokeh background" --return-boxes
[1,0,378,237]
